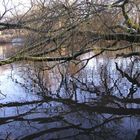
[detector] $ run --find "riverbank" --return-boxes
[0,35,12,44]
[0,35,25,44]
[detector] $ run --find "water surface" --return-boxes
[0,44,139,140]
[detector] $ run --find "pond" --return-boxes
[0,44,139,140]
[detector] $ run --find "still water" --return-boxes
[0,44,139,140]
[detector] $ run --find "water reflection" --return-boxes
[0,44,23,60]
[0,44,139,139]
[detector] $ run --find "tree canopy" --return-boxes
[0,1,140,139]
[0,0,140,66]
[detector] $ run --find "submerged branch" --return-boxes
[1,96,140,116]
[20,125,78,140]
[0,100,46,108]
[40,97,140,115]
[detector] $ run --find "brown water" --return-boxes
[0,44,139,140]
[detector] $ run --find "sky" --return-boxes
[0,0,76,17]
[0,0,31,16]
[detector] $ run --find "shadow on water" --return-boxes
[0,44,139,140]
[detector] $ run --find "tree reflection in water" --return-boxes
[0,54,139,140]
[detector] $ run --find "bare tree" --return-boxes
[0,0,139,66]
[0,0,140,139]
